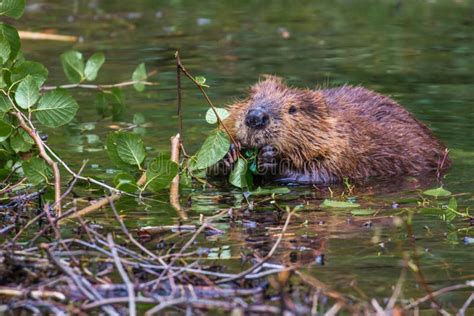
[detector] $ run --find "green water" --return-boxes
[20,0,473,310]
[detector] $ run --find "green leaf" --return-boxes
[11,61,48,86]
[447,197,457,211]
[60,50,85,83]
[0,94,12,117]
[321,199,360,208]
[95,92,109,117]
[106,132,136,171]
[250,187,290,196]
[132,63,147,92]
[423,187,451,198]
[84,52,105,81]
[195,76,210,87]
[351,209,375,216]
[115,132,146,167]
[0,34,10,64]
[191,130,230,171]
[229,158,249,188]
[0,23,20,61]
[0,0,25,19]
[113,172,138,193]
[108,88,125,121]
[15,75,40,109]
[35,90,79,127]
[133,113,146,125]
[22,157,52,185]
[205,107,229,124]
[10,129,33,153]
[0,119,12,142]
[144,157,179,192]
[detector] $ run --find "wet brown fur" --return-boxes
[222,76,450,184]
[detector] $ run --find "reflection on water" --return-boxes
[21,0,474,306]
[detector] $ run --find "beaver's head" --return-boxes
[227,76,331,156]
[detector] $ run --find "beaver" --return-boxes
[215,76,450,184]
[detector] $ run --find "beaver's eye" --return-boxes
[288,106,297,114]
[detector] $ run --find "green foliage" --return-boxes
[115,132,146,167]
[0,0,25,19]
[11,61,48,86]
[229,158,250,189]
[34,90,79,127]
[84,52,105,81]
[0,23,20,61]
[22,157,52,185]
[195,76,209,87]
[322,199,360,208]
[15,75,40,109]
[423,187,451,198]
[205,107,229,124]
[144,157,179,192]
[0,120,12,141]
[190,130,229,171]
[351,209,375,216]
[250,187,290,196]
[60,50,85,83]
[113,173,139,193]
[132,63,147,92]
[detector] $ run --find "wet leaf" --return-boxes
[15,75,39,109]
[132,63,147,92]
[0,94,11,117]
[447,197,457,211]
[351,209,375,216]
[84,52,105,81]
[11,61,48,86]
[22,157,52,185]
[229,158,248,188]
[60,50,85,83]
[0,23,20,61]
[423,187,451,198]
[0,0,25,19]
[35,90,79,127]
[106,132,137,171]
[322,199,360,208]
[205,107,229,124]
[144,157,179,192]
[115,132,146,167]
[0,33,10,64]
[250,187,290,196]
[10,129,33,153]
[191,130,229,171]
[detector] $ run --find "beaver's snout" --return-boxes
[245,108,270,129]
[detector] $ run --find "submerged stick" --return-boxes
[170,134,186,219]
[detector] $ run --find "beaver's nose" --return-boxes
[245,108,270,129]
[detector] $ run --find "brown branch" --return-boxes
[19,31,77,42]
[13,112,62,216]
[170,134,186,219]
[175,51,238,148]
[404,281,473,310]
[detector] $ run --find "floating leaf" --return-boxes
[132,63,147,92]
[0,119,12,142]
[15,75,39,109]
[60,50,85,83]
[115,132,146,167]
[133,113,146,125]
[84,52,105,81]
[322,199,360,208]
[0,23,20,61]
[423,187,451,198]
[35,90,79,127]
[11,61,48,86]
[0,0,25,19]
[205,107,229,124]
[191,130,229,171]
[144,157,179,192]
[22,157,52,185]
[229,158,248,188]
[351,209,375,216]
[250,187,291,196]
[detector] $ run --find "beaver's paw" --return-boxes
[223,142,241,168]
[257,145,278,174]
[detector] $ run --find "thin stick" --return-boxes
[404,282,473,310]
[107,233,136,316]
[169,134,186,219]
[175,52,183,142]
[175,52,238,148]
[19,31,77,42]
[13,111,62,216]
